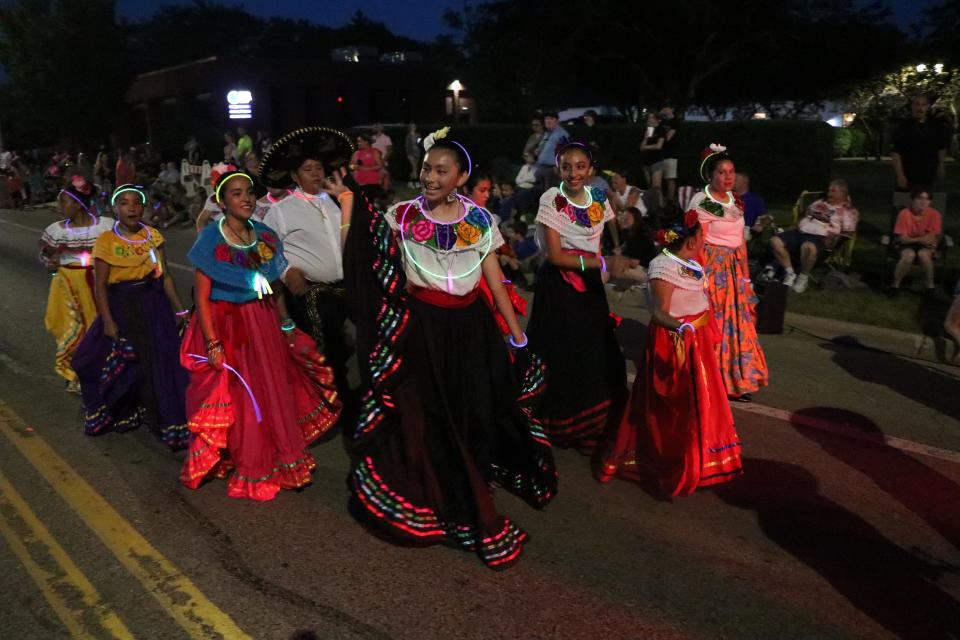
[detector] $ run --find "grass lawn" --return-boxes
[757,158,959,334]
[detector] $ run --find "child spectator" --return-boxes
[890,188,942,295]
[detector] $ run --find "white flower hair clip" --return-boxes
[423,127,450,152]
[709,143,727,154]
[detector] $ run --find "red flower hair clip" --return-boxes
[684,209,699,229]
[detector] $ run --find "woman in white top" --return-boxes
[597,212,742,495]
[607,170,647,218]
[38,176,114,391]
[347,128,557,570]
[527,142,628,450]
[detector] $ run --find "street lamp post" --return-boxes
[447,80,464,123]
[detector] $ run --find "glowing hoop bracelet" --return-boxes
[398,197,493,292]
[185,354,263,422]
[112,221,161,275]
[558,182,594,209]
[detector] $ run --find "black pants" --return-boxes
[286,284,353,406]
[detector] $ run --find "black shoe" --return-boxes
[728,393,753,403]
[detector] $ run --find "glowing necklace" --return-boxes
[703,187,733,206]
[218,218,273,299]
[662,248,703,278]
[113,221,162,276]
[399,198,493,294]
[290,188,327,221]
[218,217,257,249]
[559,182,593,209]
[63,210,99,235]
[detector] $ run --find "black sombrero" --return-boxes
[259,126,355,188]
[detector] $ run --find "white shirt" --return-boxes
[386,199,504,296]
[515,164,536,189]
[647,252,708,317]
[263,188,343,283]
[39,216,115,268]
[615,185,647,217]
[535,186,614,253]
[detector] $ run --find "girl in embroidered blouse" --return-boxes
[688,145,768,401]
[39,176,114,392]
[71,184,190,449]
[179,171,341,501]
[596,213,742,494]
[526,142,628,452]
[347,129,557,569]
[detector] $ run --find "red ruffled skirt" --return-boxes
[179,297,342,501]
[597,311,742,496]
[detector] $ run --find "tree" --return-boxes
[848,63,960,158]
[0,0,128,147]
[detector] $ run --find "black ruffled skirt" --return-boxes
[349,294,557,569]
[527,262,628,450]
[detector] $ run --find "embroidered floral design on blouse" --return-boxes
[553,186,607,229]
[397,201,491,250]
[213,228,278,269]
[699,191,745,218]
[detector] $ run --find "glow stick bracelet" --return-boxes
[186,354,262,422]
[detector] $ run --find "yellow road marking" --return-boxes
[0,403,252,640]
[0,469,135,639]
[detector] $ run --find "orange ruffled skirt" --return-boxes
[598,311,742,496]
[179,297,341,501]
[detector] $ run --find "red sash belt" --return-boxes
[559,249,599,292]
[407,284,479,309]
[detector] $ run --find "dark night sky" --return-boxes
[115,0,939,41]
[117,0,459,39]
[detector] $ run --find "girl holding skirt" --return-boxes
[688,144,768,400]
[40,175,113,392]
[597,211,742,495]
[179,171,341,501]
[72,184,190,448]
[527,142,628,451]
[347,128,557,569]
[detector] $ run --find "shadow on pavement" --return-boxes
[822,336,960,417]
[790,407,960,552]
[714,458,960,640]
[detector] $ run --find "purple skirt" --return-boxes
[72,276,189,449]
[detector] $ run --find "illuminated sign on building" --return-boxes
[227,90,253,119]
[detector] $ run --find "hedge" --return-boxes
[366,120,834,201]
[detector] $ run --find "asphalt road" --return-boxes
[1,207,959,640]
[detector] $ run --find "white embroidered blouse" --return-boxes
[647,252,709,317]
[386,198,504,296]
[535,186,614,253]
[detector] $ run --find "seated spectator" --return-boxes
[889,188,942,296]
[608,170,647,218]
[516,152,537,190]
[465,172,494,212]
[157,162,180,186]
[498,220,541,287]
[498,153,541,222]
[608,206,655,284]
[945,279,960,364]
[768,179,859,294]
[734,172,774,237]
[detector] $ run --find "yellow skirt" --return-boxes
[44,266,97,383]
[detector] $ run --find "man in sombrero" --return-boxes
[260,127,356,401]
